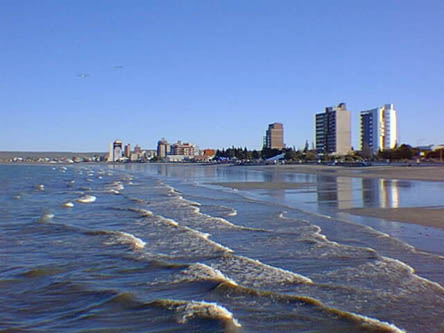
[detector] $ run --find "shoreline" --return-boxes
[251,164,444,182]
[341,207,444,230]
[211,164,444,230]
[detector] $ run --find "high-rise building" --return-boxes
[124,144,131,158]
[360,104,397,153]
[108,140,123,162]
[157,138,170,158]
[315,103,351,155]
[264,123,284,150]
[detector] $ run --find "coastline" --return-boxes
[341,207,444,229]
[253,164,444,182]
[212,164,444,230]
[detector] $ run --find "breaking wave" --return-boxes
[151,299,241,329]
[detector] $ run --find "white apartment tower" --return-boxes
[107,140,123,162]
[360,104,398,153]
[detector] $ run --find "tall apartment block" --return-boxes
[157,138,170,158]
[108,140,123,162]
[360,104,397,153]
[264,123,285,150]
[315,103,351,155]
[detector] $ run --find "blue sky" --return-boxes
[1,0,443,152]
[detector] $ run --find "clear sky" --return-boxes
[1,0,443,152]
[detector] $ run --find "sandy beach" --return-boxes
[212,164,444,230]
[341,207,444,229]
[256,164,444,182]
[213,181,315,190]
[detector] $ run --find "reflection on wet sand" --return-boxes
[362,178,400,208]
[316,176,354,209]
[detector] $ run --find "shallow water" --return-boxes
[1,164,443,332]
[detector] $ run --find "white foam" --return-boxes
[112,231,146,249]
[63,202,74,208]
[382,256,444,292]
[183,226,234,253]
[128,208,153,217]
[39,213,54,222]
[227,209,237,217]
[350,312,406,333]
[159,216,179,227]
[76,195,96,203]
[177,301,241,328]
[182,263,238,286]
[223,255,313,285]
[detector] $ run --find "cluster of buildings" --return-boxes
[264,103,399,157]
[108,140,156,162]
[107,138,215,163]
[315,103,398,156]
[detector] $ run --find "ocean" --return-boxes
[1,163,443,332]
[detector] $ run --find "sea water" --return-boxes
[1,163,443,332]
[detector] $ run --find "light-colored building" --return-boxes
[360,104,397,153]
[171,141,195,156]
[264,123,284,150]
[315,103,351,155]
[108,140,123,162]
[157,138,170,158]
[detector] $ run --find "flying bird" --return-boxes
[77,73,90,79]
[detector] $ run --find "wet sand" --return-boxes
[257,164,444,182]
[212,165,444,229]
[212,181,315,190]
[342,207,444,229]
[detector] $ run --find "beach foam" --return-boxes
[152,299,241,329]
[76,195,96,203]
[180,263,238,286]
[106,231,146,249]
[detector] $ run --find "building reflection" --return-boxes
[361,178,400,208]
[317,175,353,209]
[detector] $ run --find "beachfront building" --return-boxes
[157,138,171,158]
[124,144,131,158]
[315,103,351,155]
[171,141,195,156]
[360,104,398,153]
[264,123,285,150]
[107,140,123,162]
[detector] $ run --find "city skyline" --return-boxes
[1,1,443,152]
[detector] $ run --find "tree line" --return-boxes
[214,144,444,162]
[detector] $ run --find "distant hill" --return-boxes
[0,151,106,160]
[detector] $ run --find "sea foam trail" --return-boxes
[101,231,146,249]
[381,256,444,292]
[215,254,313,285]
[153,214,234,254]
[215,283,405,333]
[178,263,238,286]
[151,299,241,330]
[181,226,234,253]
